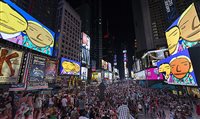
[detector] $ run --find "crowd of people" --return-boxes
[0,81,200,119]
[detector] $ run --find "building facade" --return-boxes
[56,0,82,62]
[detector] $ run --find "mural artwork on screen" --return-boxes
[145,68,164,80]
[158,49,197,86]
[60,58,80,75]
[165,3,200,55]
[0,47,23,83]
[0,0,55,56]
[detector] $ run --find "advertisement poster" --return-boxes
[165,3,200,55]
[0,47,23,84]
[60,57,80,75]
[102,60,107,70]
[145,68,164,80]
[108,63,112,72]
[82,32,90,50]
[0,0,55,56]
[29,56,46,81]
[45,60,57,83]
[109,73,112,80]
[158,49,197,86]
[82,48,90,65]
[104,72,109,79]
[134,70,146,80]
[81,67,88,80]
[91,60,96,71]
[92,72,101,82]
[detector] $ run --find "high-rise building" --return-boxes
[11,0,57,30]
[132,0,198,55]
[56,0,81,62]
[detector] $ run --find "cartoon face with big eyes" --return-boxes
[170,57,192,79]
[165,27,180,54]
[178,3,200,41]
[62,61,75,72]
[0,1,27,34]
[159,64,171,79]
[26,21,54,47]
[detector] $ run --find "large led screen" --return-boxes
[81,67,88,80]
[82,32,90,50]
[82,48,90,65]
[102,60,108,70]
[158,49,197,86]
[108,63,112,72]
[60,57,80,75]
[45,60,57,82]
[0,47,23,83]
[165,3,200,55]
[134,70,146,80]
[145,68,164,80]
[0,0,55,56]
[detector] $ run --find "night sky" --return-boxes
[67,0,135,77]
[102,0,135,76]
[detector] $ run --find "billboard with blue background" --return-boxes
[0,0,55,56]
[60,58,81,76]
[165,3,200,55]
[158,49,197,86]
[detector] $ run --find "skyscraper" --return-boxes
[56,0,82,63]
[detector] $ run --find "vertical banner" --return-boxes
[164,0,178,23]
[45,60,57,83]
[27,54,48,90]
[0,47,23,84]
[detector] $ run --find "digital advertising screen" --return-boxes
[158,49,197,86]
[165,3,200,55]
[108,62,112,72]
[45,60,57,83]
[82,32,90,50]
[60,57,80,75]
[92,72,101,82]
[29,55,46,81]
[82,48,90,65]
[109,73,112,80]
[102,60,108,70]
[0,47,23,84]
[0,0,55,56]
[145,68,164,80]
[104,72,109,79]
[81,67,88,80]
[91,60,96,71]
[134,70,146,80]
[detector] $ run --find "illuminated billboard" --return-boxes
[108,62,112,72]
[145,68,164,80]
[0,0,55,56]
[134,71,146,80]
[29,55,46,81]
[82,48,90,65]
[45,60,57,83]
[81,67,88,80]
[82,32,90,50]
[91,60,96,71]
[0,47,23,84]
[165,3,200,55]
[60,57,80,75]
[102,60,108,70]
[92,72,101,82]
[158,49,197,86]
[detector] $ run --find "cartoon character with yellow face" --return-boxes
[169,56,195,85]
[61,61,80,75]
[23,21,54,55]
[159,63,171,82]
[0,1,27,44]
[0,1,27,34]
[165,3,200,55]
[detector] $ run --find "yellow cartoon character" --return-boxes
[0,1,27,34]
[165,3,200,54]
[159,64,171,80]
[25,21,54,47]
[62,61,75,73]
[73,63,80,73]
